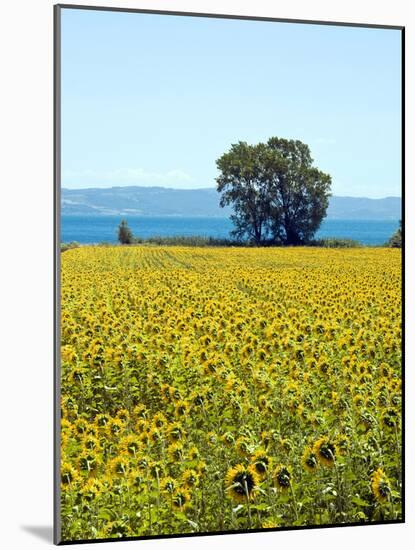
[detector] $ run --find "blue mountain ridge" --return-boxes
[62,186,401,220]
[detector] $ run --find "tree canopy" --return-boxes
[118,219,133,245]
[387,220,402,248]
[216,137,332,245]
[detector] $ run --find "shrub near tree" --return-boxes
[117,219,133,244]
[388,220,402,248]
[216,137,332,245]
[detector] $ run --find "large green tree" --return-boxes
[216,137,332,245]
[216,141,273,244]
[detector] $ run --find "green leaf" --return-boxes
[98,508,115,521]
[351,496,370,507]
[232,504,244,514]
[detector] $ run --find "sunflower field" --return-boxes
[60,246,402,541]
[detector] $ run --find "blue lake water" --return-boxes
[61,216,399,246]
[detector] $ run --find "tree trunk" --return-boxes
[284,226,301,245]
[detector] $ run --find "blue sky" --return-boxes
[61,8,402,198]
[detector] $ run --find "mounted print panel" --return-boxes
[54,4,404,544]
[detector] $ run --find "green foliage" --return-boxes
[133,235,243,247]
[309,238,361,248]
[117,219,133,245]
[216,137,332,245]
[61,241,80,253]
[387,221,402,248]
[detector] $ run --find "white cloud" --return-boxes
[62,167,193,187]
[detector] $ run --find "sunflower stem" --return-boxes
[243,480,253,529]
[290,484,299,522]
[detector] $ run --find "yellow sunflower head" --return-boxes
[182,468,199,488]
[225,464,259,503]
[313,437,337,467]
[148,426,163,445]
[152,412,167,429]
[221,432,235,447]
[106,417,125,439]
[371,468,391,503]
[174,400,189,418]
[251,449,272,480]
[168,422,185,442]
[171,488,191,510]
[161,476,176,494]
[235,436,251,456]
[119,434,142,457]
[61,462,78,488]
[382,408,399,430]
[301,447,319,473]
[79,450,100,474]
[109,454,130,478]
[273,464,292,491]
[167,442,184,462]
[79,478,103,501]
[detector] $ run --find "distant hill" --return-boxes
[327,196,401,220]
[62,186,401,220]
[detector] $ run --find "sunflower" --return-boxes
[371,468,391,503]
[273,464,292,491]
[353,394,364,408]
[279,438,293,453]
[132,404,148,420]
[301,447,319,473]
[251,449,272,480]
[81,434,100,452]
[95,413,110,429]
[313,437,337,467]
[188,446,200,461]
[148,426,163,445]
[119,434,141,457]
[174,400,190,418]
[61,462,78,488]
[152,411,167,429]
[235,436,251,456]
[73,418,89,438]
[79,451,100,474]
[148,460,165,480]
[167,442,184,462]
[135,418,149,435]
[225,464,259,503]
[258,394,271,411]
[79,478,103,501]
[169,386,182,402]
[60,418,72,435]
[335,433,349,456]
[116,409,130,423]
[182,468,199,488]
[195,460,207,475]
[128,472,144,490]
[160,383,172,402]
[136,456,149,472]
[172,489,191,510]
[109,454,130,477]
[105,418,124,439]
[382,408,399,430]
[167,422,185,442]
[160,476,176,494]
[261,430,277,448]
